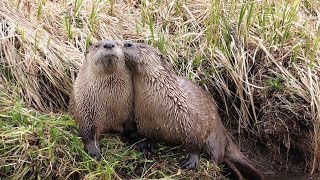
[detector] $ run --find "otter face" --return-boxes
[85,40,125,74]
[122,42,165,73]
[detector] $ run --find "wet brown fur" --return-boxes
[123,43,264,180]
[69,40,133,158]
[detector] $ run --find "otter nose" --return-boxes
[124,42,133,48]
[103,42,115,49]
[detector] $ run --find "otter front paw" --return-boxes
[85,141,101,160]
[135,140,155,159]
[87,146,101,160]
[180,153,199,169]
[180,160,198,169]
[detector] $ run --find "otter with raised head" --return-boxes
[69,40,133,160]
[122,42,264,180]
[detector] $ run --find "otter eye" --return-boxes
[95,44,100,48]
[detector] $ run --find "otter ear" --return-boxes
[159,54,175,74]
[157,52,165,61]
[157,52,168,63]
[158,53,163,60]
[84,45,93,57]
[84,41,94,56]
[84,49,89,57]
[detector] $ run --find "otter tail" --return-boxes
[224,136,264,180]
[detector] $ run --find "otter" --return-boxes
[69,40,133,160]
[122,42,264,180]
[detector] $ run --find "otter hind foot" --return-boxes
[180,153,199,170]
[85,141,101,160]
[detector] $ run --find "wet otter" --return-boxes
[69,40,133,160]
[122,42,264,180]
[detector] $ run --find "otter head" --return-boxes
[84,40,125,75]
[122,42,171,75]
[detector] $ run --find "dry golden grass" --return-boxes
[1,0,320,179]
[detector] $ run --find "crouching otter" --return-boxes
[122,42,264,180]
[69,40,133,160]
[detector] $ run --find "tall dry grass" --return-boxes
[1,0,320,178]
